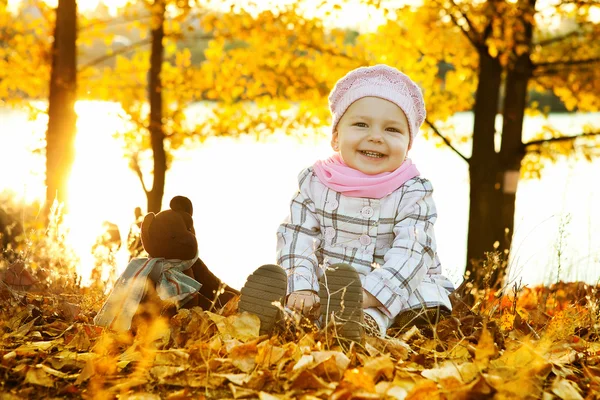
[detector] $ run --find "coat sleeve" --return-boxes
[276,168,322,294]
[363,178,439,319]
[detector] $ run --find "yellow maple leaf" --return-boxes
[475,327,498,368]
[207,311,260,342]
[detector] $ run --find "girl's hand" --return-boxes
[362,290,383,309]
[287,290,320,317]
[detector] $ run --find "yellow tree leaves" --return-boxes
[0,0,53,104]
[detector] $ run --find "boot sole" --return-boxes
[319,263,363,342]
[239,264,287,336]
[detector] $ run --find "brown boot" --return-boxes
[239,264,287,336]
[319,263,363,343]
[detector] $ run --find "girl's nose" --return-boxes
[367,128,384,142]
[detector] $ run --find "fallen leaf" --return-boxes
[289,370,336,391]
[15,339,61,356]
[292,354,314,372]
[150,365,186,380]
[207,311,260,341]
[153,349,189,366]
[475,326,497,368]
[49,350,95,370]
[229,341,258,372]
[258,392,283,400]
[362,355,394,381]
[11,317,39,338]
[108,377,147,393]
[38,364,78,380]
[120,393,161,400]
[421,361,479,385]
[24,366,54,387]
[217,373,252,386]
[229,383,256,399]
[405,380,441,400]
[551,378,583,400]
[375,381,410,399]
[341,368,376,392]
[256,341,286,367]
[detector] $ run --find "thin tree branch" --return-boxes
[448,0,480,42]
[78,38,152,71]
[78,33,217,72]
[524,131,600,148]
[80,14,152,32]
[425,119,471,163]
[130,152,149,195]
[434,0,480,49]
[534,56,600,71]
[534,30,580,46]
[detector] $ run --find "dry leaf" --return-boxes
[217,373,252,386]
[375,381,410,399]
[258,392,283,400]
[551,378,583,400]
[208,311,260,341]
[362,355,394,381]
[405,380,441,400]
[24,366,54,387]
[150,365,186,381]
[475,327,497,368]
[153,349,189,366]
[229,383,256,399]
[15,339,61,356]
[342,368,376,392]
[421,361,479,384]
[289,370,336,391]
[229,341,258,372]
[256,341,286,367]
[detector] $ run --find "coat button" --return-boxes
[359,234,371,246]
[325,227,336,240]
[326,199,339,210]
[361,206,374,218]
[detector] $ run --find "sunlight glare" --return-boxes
[62,100,142,285]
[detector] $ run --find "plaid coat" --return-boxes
[276,167,454,320]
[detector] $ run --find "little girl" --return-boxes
[239,64,454,340]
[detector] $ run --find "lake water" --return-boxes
[1,102,599,289]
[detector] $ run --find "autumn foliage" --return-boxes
[1,248,600,399]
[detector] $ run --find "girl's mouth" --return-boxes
[359,150,385,158]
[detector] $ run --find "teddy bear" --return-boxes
[94,195,239,331]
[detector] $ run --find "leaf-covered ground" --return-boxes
[1,278,599,399]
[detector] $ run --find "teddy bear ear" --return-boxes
[170,196,193,216]
[141,212,156,252]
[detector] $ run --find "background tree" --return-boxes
[366,0,600,289]
[45,0,78,215]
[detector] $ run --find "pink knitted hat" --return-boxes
[328,64,426,146]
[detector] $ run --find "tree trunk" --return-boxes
[146,0,166,214]
[465,47,503,285]
[495,0,536,285]
[46,0,77,216]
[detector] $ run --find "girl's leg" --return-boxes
[318,263,363,343]
[392,305,451,332]
[238,264,287,336]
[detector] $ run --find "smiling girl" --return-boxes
[239,65,454,341]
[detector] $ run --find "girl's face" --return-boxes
[332,97,410,175]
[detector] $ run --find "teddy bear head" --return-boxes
[140,196,198,260]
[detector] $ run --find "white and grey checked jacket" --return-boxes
[276,167,454,320]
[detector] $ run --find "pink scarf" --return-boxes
[313,153,420,199]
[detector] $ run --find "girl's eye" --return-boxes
[354,122,368,128]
